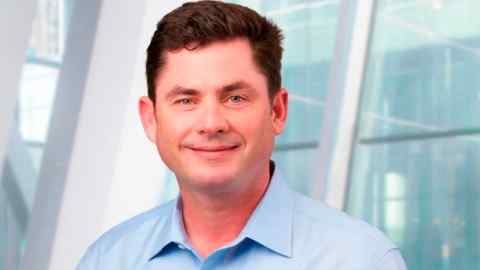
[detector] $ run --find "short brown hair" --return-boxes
[146,0,284,102]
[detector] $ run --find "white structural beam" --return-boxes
[0,0,37,177]
[313,0,377,209]
[21,1,189,270]
[2,125,37,235]
[20,0,104,269]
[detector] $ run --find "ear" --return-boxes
[271,88,288,135]
[138,96,157,143]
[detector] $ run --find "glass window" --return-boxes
[228,0,340,196]
[346,1,480,269]
[0,0,75,269]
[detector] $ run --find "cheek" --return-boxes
[155,112,190,145]
[236,108,275,143]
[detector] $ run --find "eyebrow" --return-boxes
[222,81,253,92]
[164,86,198,100]
[164,80,254,100]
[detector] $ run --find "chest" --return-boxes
[114,245,366,270]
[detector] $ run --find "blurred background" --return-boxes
[1,0,479,269]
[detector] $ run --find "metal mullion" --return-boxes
[359,127,480,144]
[275,141,319,152]
[312,0,378,209]
[25,56,62,69]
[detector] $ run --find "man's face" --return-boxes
[139,38,288,194]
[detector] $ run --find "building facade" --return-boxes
[1,0,479,269]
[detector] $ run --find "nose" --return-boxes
[194,102,229,135]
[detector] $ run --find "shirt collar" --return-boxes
[239,163,294,257]
[148,162,294,260]
[148,197,188,260]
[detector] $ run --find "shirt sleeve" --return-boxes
[375,248,408,270]
[75,245,100,270]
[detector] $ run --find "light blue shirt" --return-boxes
[77,168,407,270]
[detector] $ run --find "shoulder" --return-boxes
[294,193,395,247]
[78,200,175,265]
[291,192,398,266]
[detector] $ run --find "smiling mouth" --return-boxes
[186,145,240,152]
[183,144,241,160]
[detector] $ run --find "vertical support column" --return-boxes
[20,1,103,270]
[0,0,37,176]
[313,0,377,209]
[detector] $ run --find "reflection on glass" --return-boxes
[272,148,319,195]
[347,1,480,269]
[0,0,74,269]
[229,0,340,197]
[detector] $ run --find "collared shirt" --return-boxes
[76,168,407,270]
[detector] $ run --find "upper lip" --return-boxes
[185,144,239,151]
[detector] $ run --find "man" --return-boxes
[77,1,407,269]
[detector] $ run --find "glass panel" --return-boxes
[272,148,319,195]
[347,1,480,269]
[0,0,75,269]
[0,189,6,267]
[228,0,340,197]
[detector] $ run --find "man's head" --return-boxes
[139,1,288,195]
[146,0,284,102]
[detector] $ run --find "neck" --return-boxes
[179,166,271,258]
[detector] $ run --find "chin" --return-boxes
[185,168,242,193]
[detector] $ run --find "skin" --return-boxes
[139,38,288,257]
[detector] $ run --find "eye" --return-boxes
[174,98,193,105]
[227,95,246,103]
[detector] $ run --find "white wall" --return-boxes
[100,0,190,233]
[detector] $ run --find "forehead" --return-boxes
[154,38,268,95]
